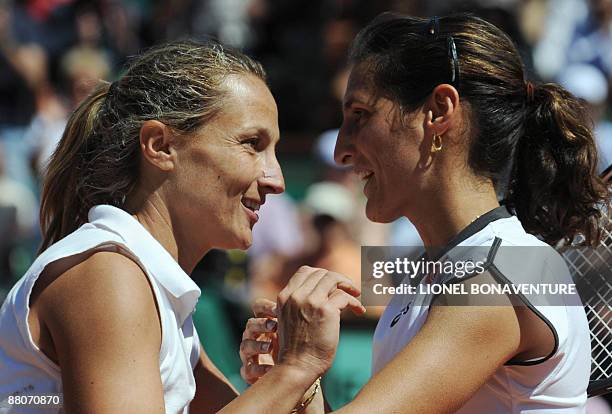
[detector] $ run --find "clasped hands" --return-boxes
[240,266,366,386]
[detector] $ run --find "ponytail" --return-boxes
[39,82,110,253]
[350,13,610,246]
[507,83,611,246]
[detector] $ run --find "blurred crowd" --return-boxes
[0,0,610,410]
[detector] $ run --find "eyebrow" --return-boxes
[242,127,280,144]
[343,92,378,110]
[343,97,365,110]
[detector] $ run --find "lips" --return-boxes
[241,197,262,224]
[353,167,374,195]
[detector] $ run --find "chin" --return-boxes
[215,228,253,251]
[365,202,396,224]
[236,237,252,250]
[230,230,253,251]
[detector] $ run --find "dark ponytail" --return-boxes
[507,83,610,246]
[350,13,610,246]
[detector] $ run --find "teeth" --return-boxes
[354,169,373,181]
[242,198,260,211]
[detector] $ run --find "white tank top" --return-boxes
[0,205,202,413]
[372,207,591,413]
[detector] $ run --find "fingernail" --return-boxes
[265,319,277,331]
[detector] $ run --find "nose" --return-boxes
[334,126,354,167]
[259,156,285,196]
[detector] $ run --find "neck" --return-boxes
[127,192,211,274]
[408,176,500,251]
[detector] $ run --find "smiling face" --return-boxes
[170,74,284,250]
[335,63,428,223]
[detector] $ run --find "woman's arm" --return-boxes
[218,266,365,414]
[38,251,166,413]
[332,268,559,414]
[241,272,557,414]
[239,298,523,414]
[333,300,522,413]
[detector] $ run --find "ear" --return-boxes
[424,84,460,138]
[139,120,176,172]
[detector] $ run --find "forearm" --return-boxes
[217,364,318,414]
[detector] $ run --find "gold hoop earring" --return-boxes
[431,133,443,152]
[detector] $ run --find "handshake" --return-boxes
[239,266,366,387]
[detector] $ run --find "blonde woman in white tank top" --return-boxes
[239,13,611,414]
[0,41,365,413]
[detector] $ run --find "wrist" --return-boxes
[279,349,328,379]
[274,360,321,387]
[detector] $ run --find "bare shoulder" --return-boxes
[34,250,165,412]
[37,249,161,348]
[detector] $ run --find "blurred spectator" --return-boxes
[313,129,350,180]
[192,0,255,48]
[558,63,612,174]
[248,193,305,261]
[0,143,37,238]
[0,142,38,290]
[24,19,113,180]
[98,1,141,62]
[247,192,305,301]
[25,87,67,180]
[8,0,78,71]
[566,0,612,80]
[313,128,392,245]
[60,3,113,102]
[533,0,588,80]
[249,179,362,303]
[0,201,17,302]
[60,45,111,107]
[249,0,396,132]
[0,45,44,190]
[0,3,38,190]
[17,41,68,182]
[301,181,362,284]
[534,0,612,83]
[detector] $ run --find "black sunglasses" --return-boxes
[426,16,460,88]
